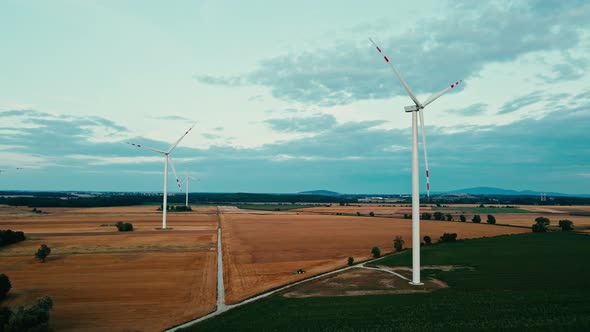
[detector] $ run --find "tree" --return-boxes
[440,233,458,242]
[472,215,481,223]
[356,212,361,216]
[487,214,496,224]
[116,221,133,232]
[35,244,51,263]
[423,236,432,245]
[433,212,444,220]
[371,246,381,258]
[347,257,354,266]
[532,221,547,233]
[446,214,453,221]
[0,274,11,300]
[460,215,466,222]
[558,219,574,231]
[535,217,550,225]
[369,211,375,217]
[421,212,432,220]
[4,296,54,332]
[393,236,405,252]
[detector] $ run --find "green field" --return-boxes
[180,232,590,331]
[235,204,317,211]
[432,206,532,213]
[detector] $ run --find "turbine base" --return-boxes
[409,281,424,286]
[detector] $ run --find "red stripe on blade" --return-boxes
[384,56,389,62]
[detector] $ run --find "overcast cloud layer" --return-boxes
[1,0,589,194]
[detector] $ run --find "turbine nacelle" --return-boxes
[404,105,420,112]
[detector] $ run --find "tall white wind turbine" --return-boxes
[369,38,462,285]
[128,124,195,229]
[182,175,197,207]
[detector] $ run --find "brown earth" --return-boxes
[0,207,218,332]
[220,213,529,304]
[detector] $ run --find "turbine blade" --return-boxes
[168,157,182,191]
[422,80,463,107]
[369,38,421,107]
[168,122,196,153]
[418,109,431,201]
[127,142,166,154]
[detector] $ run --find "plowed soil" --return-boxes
[0,207,218,332]
[221,213,529,304]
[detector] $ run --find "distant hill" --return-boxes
[298,190,340,196]
[446,187,588,197]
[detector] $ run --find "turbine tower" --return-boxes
[128,123,195,229]
[370,38,462,285]
[182,175,197,207]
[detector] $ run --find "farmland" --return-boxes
[181,232,590,332]
[0,205,218,331]
[220,212,529,304]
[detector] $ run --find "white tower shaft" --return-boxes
[163,155,168,229]
[410,110,423,285]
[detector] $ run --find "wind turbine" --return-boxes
[369,38,462,285]
[128,123,195,229]
[181,175,198,207]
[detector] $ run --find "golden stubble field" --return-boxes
[221,212,530,304]
[0,205,218,332]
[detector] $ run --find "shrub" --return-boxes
[446,214,453,221]
[558,219,574,231]
[440,233,458,242]
[0,274,11,300]
[393,236,405,252]
[4,296,54,332]
[459,215,466,222]
[472,215,481,223]
[347,257,354,266]
[423,236,432,245]
[487,215,496,224]
[116,221,133,232]
[371,246,381,258]
[369,211,375,217]
[0,229,26,247]
[35,244,51,263]
[421,212,432,220]
[535,217,550,225]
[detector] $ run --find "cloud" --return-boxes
[452,103,488,116]
[498,92,544,114]
[153,115,192,121]
[265,114,337,133]
[195,1,590,106]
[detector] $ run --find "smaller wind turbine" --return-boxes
[182,175,198,207]
[128,123,195,229]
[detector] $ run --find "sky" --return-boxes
[1,0,589,194]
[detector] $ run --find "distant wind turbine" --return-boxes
[182,175,198,207]
[369,38,463,285]
[127,123,195,229]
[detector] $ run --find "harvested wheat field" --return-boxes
[491,213,590,228]
[221,213,529,304]
[293,204,421,216]
[0,206,218,332]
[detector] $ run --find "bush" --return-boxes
[393,236,405,252]
[0,274,11,300]
[421,212,432,220]
[371,246,381,258]
[115,221,134,232]
[472,215,481,223]
[347,257,354,266]
[440,233,458,242]
[532,222,547,233]
[403,214,411,219]
[4,296,54,332]
[459,215,466,222]
[558,219,574,231]
[0,230,26,247]
[356,212,361,216]
[369,211,375,217]
[535,217,550,225]
[423,236,432,245]
[35,244,51,263]
[433,212,444,220]
[487,215,496,224]
[446,214,453,221]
